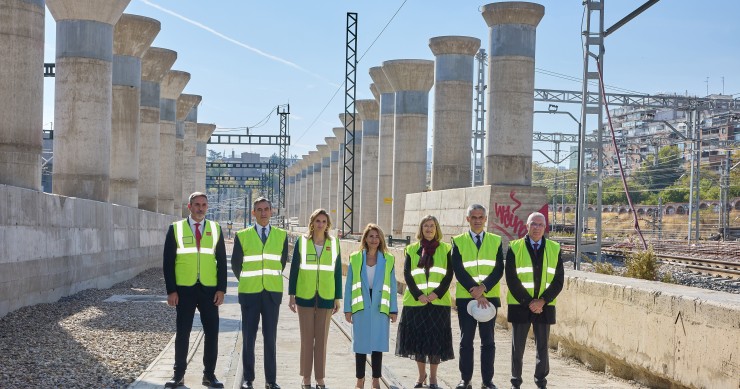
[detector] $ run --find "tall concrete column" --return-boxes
[339,113,362,232]
[177,95,201,216]
[482,2,544,186]
[356,99,379,231]
[299,156,309,226]
[47,0,131,201]
[309,150,322,213]
[323,137,337,216]
[158,70,190,215]
[383,59,434,235]
[110,14,160,207]
[317,144,330,211]
[369,66,395,235]
[175,94,199,216]
[0,0,44,190]
[138,47,176,211]
[195,123,216,194]
[326,135,341,224]
[429,36,480,190]
[331,127,346,231]
[293,164,303,223]
[286,166,296,222]
[370,83,380,104]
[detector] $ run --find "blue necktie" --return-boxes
[261,227,267,243]
[475,234,481,250]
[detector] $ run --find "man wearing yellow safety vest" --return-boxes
[505,212,564,389]
[231,197,289,389]
[163,192,227,388]
[451,204,505,389]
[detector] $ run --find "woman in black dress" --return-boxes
[395,215,454,389]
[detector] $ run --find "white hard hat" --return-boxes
[467,300,496,322]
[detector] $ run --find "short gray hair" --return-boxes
[527,212,546,225]
[253,196,272,209]
[188,192,208,204]
[466,204,487,217]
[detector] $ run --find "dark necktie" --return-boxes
[194,223,201,250]
[475,234,481,250]
[533,242,539,259]
[261,227,267,244]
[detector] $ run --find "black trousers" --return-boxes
[174,283,220,375]
[456,299,496,384]
[240,291,280,383]
[511,322,550,388]
[355,352,383,378]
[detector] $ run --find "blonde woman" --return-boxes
[288,209,342,389]
[344,224,398,389]
[395,215,454,389]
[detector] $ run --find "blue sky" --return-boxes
[42,0,740,166]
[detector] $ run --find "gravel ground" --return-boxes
[563,253,740,294]
[0,268,175,388]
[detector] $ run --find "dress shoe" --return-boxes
[164,375,185,388]
[241,381,254,389]
[202,374,224,388]
[455,381,473,389]
[265,383,281,389]
[481,383,498,389]
[429,384,442,389]
[413,373,427,388]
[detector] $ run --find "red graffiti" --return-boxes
[491,191,549,239]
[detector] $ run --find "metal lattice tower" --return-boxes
[341,12,358,237]
[576,0,605,268]
[473,49,487,187]
[277,104,290,225]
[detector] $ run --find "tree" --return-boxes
[633,145,684,192]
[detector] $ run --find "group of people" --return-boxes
[163,192,563,389]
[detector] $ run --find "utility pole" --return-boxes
[473,49,487,186]
[720,151,731,240]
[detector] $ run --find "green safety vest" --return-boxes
[506,238,559,306]
[296,236,338,300]
[349,251,395,315]
[402,241,452,307]
[235,226,286,294]
[173,219,219,287]
[451,232,502,299]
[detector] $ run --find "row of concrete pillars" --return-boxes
[285,2,545,235]
[0,0,216,217]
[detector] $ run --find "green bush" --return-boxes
[624,248,659,280]
[594,262,616,275]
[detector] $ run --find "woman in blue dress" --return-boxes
[344,224,398,389]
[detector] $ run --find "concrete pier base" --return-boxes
[176,94,201,216]
[0,0,45,190]
[317,144,331,211]
[195,123,216,193]
[356,100,379,230]
[326,136,340,224]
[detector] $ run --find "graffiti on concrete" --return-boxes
[491,190,548,239]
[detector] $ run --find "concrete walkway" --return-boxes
[130,262,641,389]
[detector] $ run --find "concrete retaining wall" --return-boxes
[0,185,175,318]
[329,234,740,389]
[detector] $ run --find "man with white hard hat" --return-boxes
[451,204,505,389]
[505,212,564,389]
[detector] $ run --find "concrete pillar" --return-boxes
[429,36,480,190]
[317,144,331,211]
[138,47,176,211]
[369,66,395,235]
[326,135,341,224]
[286,166,295,222]
[177,94,201,216]
[47,0,131,201]
[175,94,200,216]
[292,164,303,223]
[356,99,380,231]
[382,59,434,235]
[0,0,44,190]
[158,70,190,215]
[195,123,216,194]
[309,150,321,213]
[370,83,380,103]
[331,127,346,231]
[110,14,160,207]
[299,156,309,226]
[339,113,362,233]
[482,2,544,186]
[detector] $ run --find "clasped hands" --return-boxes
[469,284,490,308]
[417,292,438,305]
[528,298,545,314]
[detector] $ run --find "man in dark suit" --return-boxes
[505,212,564,389]
[163,192,227,388]
[232,197,288,389]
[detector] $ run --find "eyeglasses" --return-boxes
[529,222,546,228]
